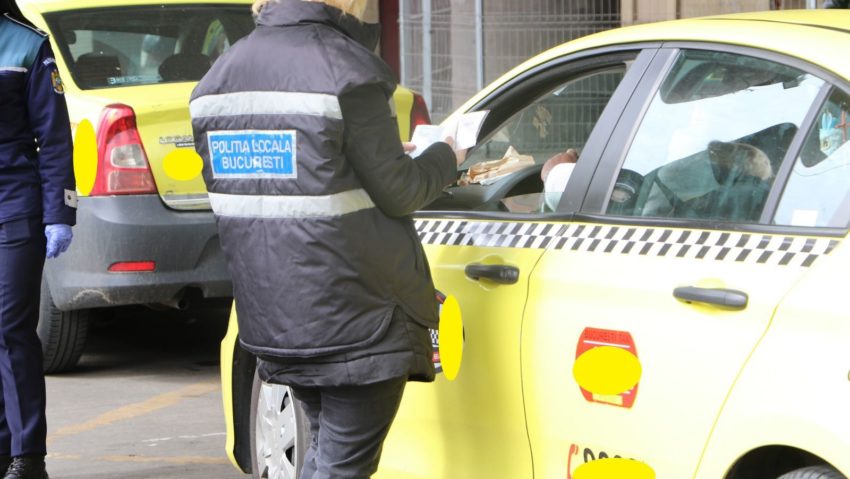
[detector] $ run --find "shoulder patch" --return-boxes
[3,13,47,37]
[51,69,65,94]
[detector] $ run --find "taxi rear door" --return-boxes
[520,46,837,478]
[375,48,657,478]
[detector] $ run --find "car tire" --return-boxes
[37,276,90,374]
[249,367,311,479]
[777,465,847,479]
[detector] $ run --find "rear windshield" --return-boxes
[45,5,254,89]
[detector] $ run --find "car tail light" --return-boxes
[90,104,157,196]
[108,261,156,273]
[409,92,432,140]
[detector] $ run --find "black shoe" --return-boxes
[0,456,9,475]
[3,456,47,479]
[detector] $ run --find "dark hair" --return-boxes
[1,0,36,28]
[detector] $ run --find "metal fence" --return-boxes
[400,0,818,122]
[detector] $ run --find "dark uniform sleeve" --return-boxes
[339,84,457,218]
[25,40,76,226]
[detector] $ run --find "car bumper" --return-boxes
[44,195,232,310]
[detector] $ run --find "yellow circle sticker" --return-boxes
[574,458,655,479]
[573,346,642,396]
[163,148,204,181]
[73,120,98,196]
[438,295,463,381]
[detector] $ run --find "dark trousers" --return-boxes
[0,218,47,456]
[292,377,406,479]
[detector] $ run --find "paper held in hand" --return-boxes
[408,110,489,158]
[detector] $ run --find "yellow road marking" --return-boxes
[96,455,229,465]
[47,453,228,466]
[47,381,219,445]
[46,453,81,461]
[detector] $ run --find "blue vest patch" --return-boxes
[208,130,297,179]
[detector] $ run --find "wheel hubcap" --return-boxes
[255,382,298,479]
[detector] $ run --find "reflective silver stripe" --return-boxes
[162,193,210,211]
[190,91,342,120]
[0,67,27,73]
[208,189,374,218]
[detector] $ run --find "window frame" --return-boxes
[415,44,661,221]
[583,41,850,237]
[43,4,254,91]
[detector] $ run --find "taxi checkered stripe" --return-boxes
[415,219,839,268]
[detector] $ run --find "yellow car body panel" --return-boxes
[521,225,825,478]
[374,240,543,478]
[392,87,416,142]
[695,237,850,479]
[221,307,242,467]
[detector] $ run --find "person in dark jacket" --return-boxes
[0,1,76,478]
[190,0,462,477]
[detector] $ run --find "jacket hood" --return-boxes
[257,0,382,52]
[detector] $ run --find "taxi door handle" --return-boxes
[673,286,748,310]
[465,264,519,285]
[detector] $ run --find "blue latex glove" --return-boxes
[45,224,73,259]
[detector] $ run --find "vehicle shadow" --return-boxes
[55,300,231,377]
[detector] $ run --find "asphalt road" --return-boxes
[43,303,246,479]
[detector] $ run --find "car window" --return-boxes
[774,89,850,228]
[437,63,629,213]
[607,49,824,222]
[45,5,254,89]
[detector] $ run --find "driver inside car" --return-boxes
[539,148,642,213]
[675,140,773,221]
[540,148,579,211]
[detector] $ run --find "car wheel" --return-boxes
[37,276,90,374]
[777,465,847,479]
[249,368,310,479]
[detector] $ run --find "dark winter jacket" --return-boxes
[190,0,456,383]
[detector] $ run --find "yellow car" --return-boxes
[17,0,428,373]
[222,8,850,479]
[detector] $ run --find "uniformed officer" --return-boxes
[0,1,76,478]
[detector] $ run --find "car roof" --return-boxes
[453,10,850,117]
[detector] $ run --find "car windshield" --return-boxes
[45,5,254,89]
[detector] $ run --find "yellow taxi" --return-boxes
[221,8,850,479]
[17,0,428,373]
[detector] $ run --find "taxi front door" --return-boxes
[520,47,833,478]
[374,218,545,479]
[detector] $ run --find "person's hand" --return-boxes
[402,142,417,154]
[541,148,578,181]
[443,136,467,166]
[45,224,73,259]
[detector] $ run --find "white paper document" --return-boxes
[408,110,489,158]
